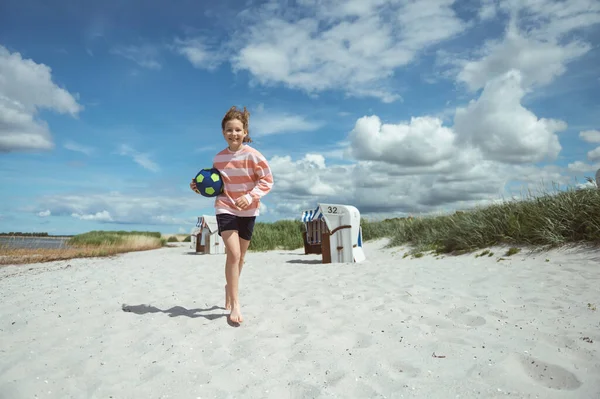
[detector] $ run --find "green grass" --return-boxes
[248,219,305,251]
[15,181,593,263]
[245,183,600,255]
[376,184,600,255]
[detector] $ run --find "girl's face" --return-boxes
[222,119,247,151]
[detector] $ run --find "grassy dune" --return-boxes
[1,183,598,265]
[0,231,165,265]
[364,184,600,255]
[249,184,600,253]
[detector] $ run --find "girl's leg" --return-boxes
[221,230,243,323]
[223,237,250,310]
[238,237,251,275]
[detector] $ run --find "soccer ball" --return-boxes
[194,168,224,197]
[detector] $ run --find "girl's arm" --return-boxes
[244,157,273,204]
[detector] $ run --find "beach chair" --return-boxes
[191,215,225,254]
[301,207,326,255]
[190,218,203,252]
[301,204,365,263]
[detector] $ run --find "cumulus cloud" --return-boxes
[454,70,565,164]
[348,115,457,167]
[588,147,600,162]
[38,210,51,217]
[227,0,467,102]
[455,21,590,92]
[268,151,508,217]
[580,130,600,143]
[567,161,598,174]
[36,192,197,225]
[442,0,599,91]
[0,45,83,152]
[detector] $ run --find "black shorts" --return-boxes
[216,213,256,241]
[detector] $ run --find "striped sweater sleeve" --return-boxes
[245,151,273,204]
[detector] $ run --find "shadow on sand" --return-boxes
[122,304,227,320]
[286,259,323,265]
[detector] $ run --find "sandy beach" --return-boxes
[1,239,599,398]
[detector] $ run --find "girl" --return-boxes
[190,106,273,324]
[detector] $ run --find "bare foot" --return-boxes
[229,303,243,324]
[225,285,232,310]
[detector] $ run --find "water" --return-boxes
[0,237,72,250]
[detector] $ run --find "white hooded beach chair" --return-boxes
[301,203,365,263]
[191,215,225,254]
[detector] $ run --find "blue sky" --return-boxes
[1,0,599,236]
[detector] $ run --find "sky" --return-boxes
[1,0,599,236]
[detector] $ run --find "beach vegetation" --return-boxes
[0,230,164,265]
[361,183,600,255]
[2,181,598,264]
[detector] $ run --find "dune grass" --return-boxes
[364,184,600,255]
[245,183,599,255]
[2,182,598,265]
[249,219,305,251]
[0,230,165,265]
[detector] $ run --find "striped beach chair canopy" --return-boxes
[302,207,323,223]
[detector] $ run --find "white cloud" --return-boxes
[0,45,82,152]
[268,151,508,216]
[72,210,113,222]
[111,44,162,70]
[580,130,600,143]
[588,146,600,162]
[454,70,565,164]
[64,140,94,156]
[251,110,323,136]
[116,144,160,172]
[173,37,223,71]
[38,210,51,217]
[228,0,467,102]
[567,161,599,174]
[513,0,600,39]
[478,0,498,21]
[269,153,341,198]
[348,115,457,167]
[442,0,600,91]
[576,181,597,190]
[37,192,198,225]
[455,21,590,92]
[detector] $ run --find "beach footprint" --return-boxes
[446,306,487,327]
[519,355,582,390]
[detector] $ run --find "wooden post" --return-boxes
[321,232,331,264]
[195,233,202,253]
[302,231,309,254]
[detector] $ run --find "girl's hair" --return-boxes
[221,106,252,143]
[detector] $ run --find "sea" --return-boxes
[0,237,72,250]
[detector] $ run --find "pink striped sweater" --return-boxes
[212,145,273,217]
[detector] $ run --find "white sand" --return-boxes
[1,239,599,398]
